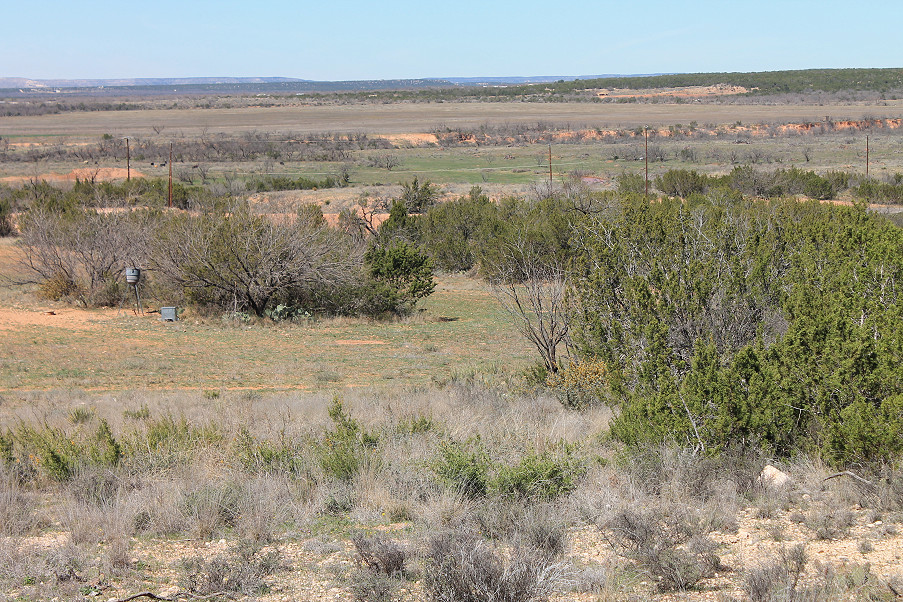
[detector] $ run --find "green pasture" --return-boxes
[0,244,534,393]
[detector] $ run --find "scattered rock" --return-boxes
[758,464,792,489]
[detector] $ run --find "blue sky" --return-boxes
[2,0,901,80]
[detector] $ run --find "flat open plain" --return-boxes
[3,100,903,138]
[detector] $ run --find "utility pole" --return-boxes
[548,143,553,184]
[866,135,870,178]
[168,142,173,208]
[644,126,649,197]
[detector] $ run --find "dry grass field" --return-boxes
[1,94,902,601]
[3,100,903,139]
[4,99,903,194]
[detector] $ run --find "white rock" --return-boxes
[758,464,792,489]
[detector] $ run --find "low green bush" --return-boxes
[493,447,584,500]
[249,174,339,193]
[433,441,491,498]
[317,397,380,482]
[1,419,121,482]
[433,441,584,500]
[233,428,308,475]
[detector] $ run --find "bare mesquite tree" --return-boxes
[337,194,392,243]
[18,207,154,304]
[151,203,361,316]
[490,233,571,374]
[366,153,402,171]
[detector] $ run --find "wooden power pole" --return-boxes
[644,127,649,197]
[168,142,173,208]
[548,144,553,184]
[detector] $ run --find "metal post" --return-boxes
[133,284,142,315]
[126,138,130,181]
[866,135,869,178]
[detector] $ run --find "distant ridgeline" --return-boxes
[0,77,457,97]
[3,68,903,99]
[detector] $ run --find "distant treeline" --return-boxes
[528,68,903,95]
[311,68,903,103]
[644,166,903,204]
[0,101,145,117]
[3,69,903,111]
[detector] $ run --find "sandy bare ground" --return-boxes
[0,305,129,332]
[595,84,750,99]
[0,167,141,184]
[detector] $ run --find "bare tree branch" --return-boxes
[490,232,570,373]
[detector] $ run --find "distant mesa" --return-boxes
[0,76,309,89]
[0,74,667,94]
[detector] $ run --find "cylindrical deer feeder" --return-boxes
[125,268,142,314]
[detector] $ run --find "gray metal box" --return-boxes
[160,307,178,321]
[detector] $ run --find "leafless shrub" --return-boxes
[489,233,570,374]
[151,201,362,316]
[620,445,761,508]
[0,470,41,535]
[235,474,295,543]
[367,153,402,171]
[601,505,719,592]
[677,146,698,162]
[423,528,570,602]
[175,168,195,184]
[350,568,402,602]
[753,496,781,520]
[104,528,133,572]
[18,207,155,306]
[686,534,726,575]
[806,502,854,540]
[744,544,808,602]
[572,559,637,596]
[765,522,786,541]
[60,501,107,544]
[128,477,189,535]
[413,489,475,530]
[875,465,903,514]
[0,541,88,592]
[181,479,247,540]
[179,540,281,597]
[647,144,667,162]
[511,503,570,559]
[68,466,121,507]
[613,145,645,162]
[352,532,408,577]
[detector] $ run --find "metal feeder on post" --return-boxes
[125,267,142,314]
